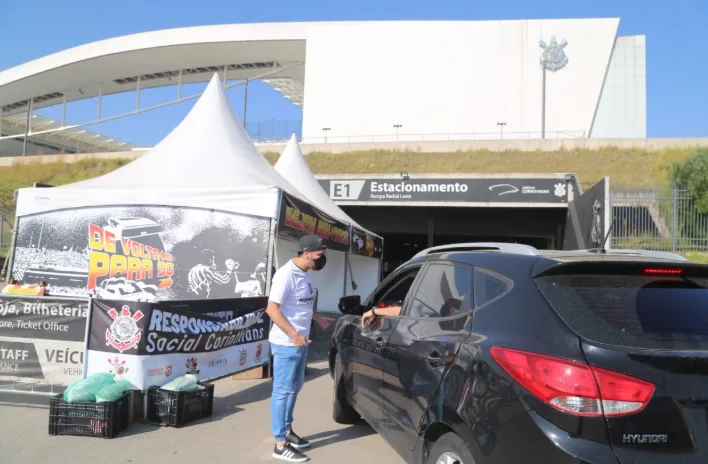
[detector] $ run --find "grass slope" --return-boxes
[1,146,693,191]
[263,146,693,189]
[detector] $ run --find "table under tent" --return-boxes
[7,74,375,312]
[274,135,383,311]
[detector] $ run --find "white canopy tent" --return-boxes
[274,136,383,309]
[8,74,350,305]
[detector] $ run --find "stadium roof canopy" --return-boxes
[1,112,136,153]
[0,22,361,114]
[0,21,361,153]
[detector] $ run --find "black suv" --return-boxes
[328,243,708,464]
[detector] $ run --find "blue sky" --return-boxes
[2,0,707,145]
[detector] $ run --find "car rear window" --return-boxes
[535,273,708,350]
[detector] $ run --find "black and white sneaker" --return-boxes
[272,443,309,462]
[286,430,311,449]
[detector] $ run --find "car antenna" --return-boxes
[599,218,616,254]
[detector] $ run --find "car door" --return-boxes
[345,264,424,425]
[381,261,474,451]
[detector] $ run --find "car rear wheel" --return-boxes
[332,355,359,424]
[427,432,475,464]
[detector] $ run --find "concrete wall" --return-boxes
[590,36,647,138]
[1,138,707,166]
[302,19,622,141]
[259,137,708,154]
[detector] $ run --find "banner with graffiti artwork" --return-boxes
[350,227,384,259]
[10,205,272,301]
[0,295,89,387]
[85,297,270,390]
[277,193,350,252]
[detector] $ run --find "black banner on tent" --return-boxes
[350,228,383,259]
[277,193,350,252]
[86,297,270,389]
[11,205,271,301]
[0,295,89,386]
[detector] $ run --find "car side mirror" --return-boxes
[338,295,363,315]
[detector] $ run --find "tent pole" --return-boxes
[266,190,284,379]
[265,218,277,296]
[378,237,385,282]
[3,213,20,282]
[272,190,284,273]
[343,252,349,297]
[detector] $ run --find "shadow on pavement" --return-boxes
[118,421,163,437]
[209,365,330,422]
[307,422,376,448]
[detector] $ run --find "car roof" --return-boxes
[410,242,691,265]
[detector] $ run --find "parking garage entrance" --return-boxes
[341,205,567,277]
[317,175,577,278]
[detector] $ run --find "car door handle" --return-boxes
[425,351,446,367]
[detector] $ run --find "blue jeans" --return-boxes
[270,343,308,442]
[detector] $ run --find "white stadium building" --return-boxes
[0,18,645,155]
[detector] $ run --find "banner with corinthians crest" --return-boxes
[85,297,270,390]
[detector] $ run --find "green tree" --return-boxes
[0,176,32,233]
[670,148,708,213]
[670,148,708,242]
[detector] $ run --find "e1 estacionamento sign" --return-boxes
[318,178,569,204]
[0,295,89,386]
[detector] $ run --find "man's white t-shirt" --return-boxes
[268,260,315,346]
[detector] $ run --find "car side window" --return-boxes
[474,268,513,308]
[372,267,421,308]
[406,263,472,318]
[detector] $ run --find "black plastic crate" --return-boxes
[48,390,131,438]
[146,383,214,427]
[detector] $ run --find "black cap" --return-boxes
[298,234,327,253]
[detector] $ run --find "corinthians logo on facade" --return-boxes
[539,36,568,72]
[106,305,144,353]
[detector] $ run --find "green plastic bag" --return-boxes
[62,381,78,402]
[96,379,133,403]
[64,372,116,403]
[161,374,199,392]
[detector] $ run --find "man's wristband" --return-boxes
[372,308,377,317]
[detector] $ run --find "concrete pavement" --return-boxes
[0,360,404,464]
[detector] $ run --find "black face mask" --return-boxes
[312,255,327,271]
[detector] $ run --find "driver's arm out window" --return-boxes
[373,268,420,309]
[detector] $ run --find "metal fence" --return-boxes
[244,120,586,144]
[611,189,708,251]
[245,120,302,142]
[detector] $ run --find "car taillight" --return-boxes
[490,347,655,417]
[644,267,683,275]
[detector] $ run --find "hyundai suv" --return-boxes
[328,243,708,464]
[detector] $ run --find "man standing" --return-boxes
[267,234,327,462]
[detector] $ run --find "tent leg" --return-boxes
[265,218,278,296]
[343,253,349,297]
[3,214,20,281]
[265,217,278,380]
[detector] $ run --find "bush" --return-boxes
[670,148,708,239]
[671,148,708,213]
